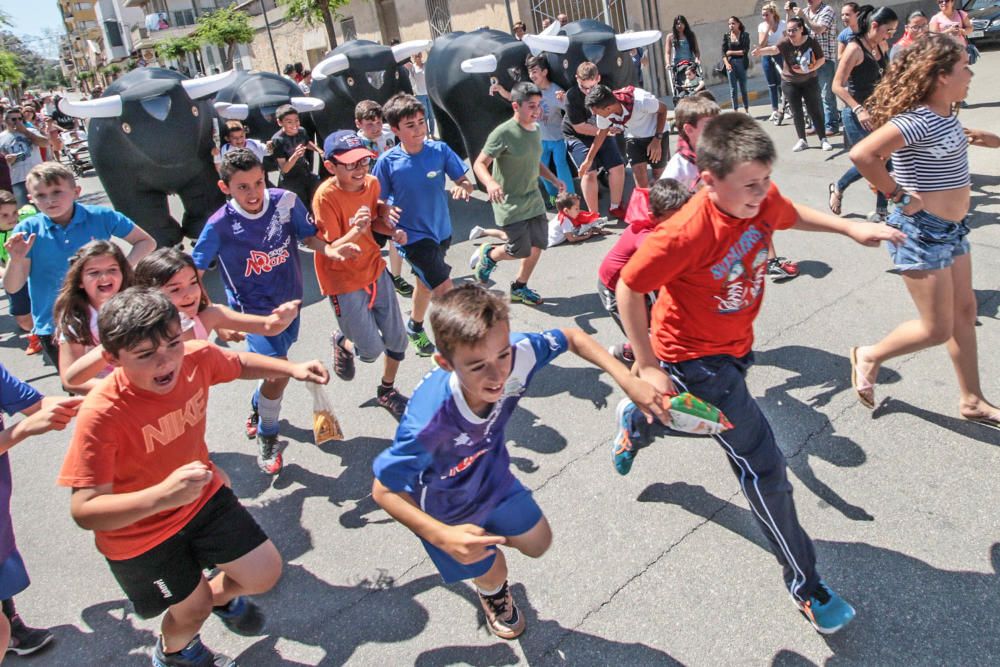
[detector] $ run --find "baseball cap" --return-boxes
[323,130,376,163]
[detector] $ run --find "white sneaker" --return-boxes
[468,225,485,241]
[782,110,793,122]
[821,139,834,151]
[768,110,780,122]
[468,247,479,269]
[792,139,808,152]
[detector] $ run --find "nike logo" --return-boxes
[186,368,197,382]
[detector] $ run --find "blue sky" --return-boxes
[1,0,66,57]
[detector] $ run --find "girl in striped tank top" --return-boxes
[849,34,1000,427]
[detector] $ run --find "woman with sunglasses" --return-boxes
[930,0,972,44]
[890,11,929,60]
[666,15,701,68]
[754,16,831,152]
[849,34,1000,425]
[829,6,898,219]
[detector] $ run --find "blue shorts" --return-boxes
[4,283,30,318]
[567,136,625,174]
[886,208,970,272]
[0,549,30,600]
[421,479,543,583]
[245,314,300,358]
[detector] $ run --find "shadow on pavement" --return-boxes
[537,292,609,334]
[46,600,156,665]
[873,398,1000,447]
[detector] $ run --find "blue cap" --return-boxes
[323,130,376,162]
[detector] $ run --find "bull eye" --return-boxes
[121,122,132,134]
[191,106,199,117]
[617,56,623,67]
[563,59,569,70]
[347,76,355,86]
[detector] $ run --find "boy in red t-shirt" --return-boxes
[615,113,904,635]
[313,130,410,418]
[58,288,329,666]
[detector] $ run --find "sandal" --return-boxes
[850,346,875,410]
[828,183,843,215]
[963,415,1000,430]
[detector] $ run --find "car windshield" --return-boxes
[967,0,1000,10]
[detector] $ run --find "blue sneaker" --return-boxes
[474,243,498,283]
[612,398,643,475]
[510,284,543,306]
[796,580,856,634]
[212,595,265,635]
[152,634,234,667]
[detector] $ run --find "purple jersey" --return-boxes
[0,364,43,562]
[373,330,568,526]
[192,189,317,315]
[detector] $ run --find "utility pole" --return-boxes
[259,0,280,73]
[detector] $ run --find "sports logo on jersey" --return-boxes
[231,221,244,235]
[543,331,561,351]
[245,240,291,276]
[442,448,488,478]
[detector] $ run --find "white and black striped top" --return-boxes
[888,106,969,192]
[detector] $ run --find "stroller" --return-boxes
[669,60,705,106]
[60,129,92,177]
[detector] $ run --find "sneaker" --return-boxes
[510,284,543,306]
[256,433,282,475]
[767,257,799,281]
[376,386,408,419]
[608,205,628,221]
[792,139,808,152]
[212,595,265,636]
[245,399,259,440]
[478,581,525,640]
[795,580,856,634]
[407,327,435,357]
[24,334,42,356]
[6,615,53,656]
[806,126,817,136]
[609,343,635,368]
[468,246,480,270]
[768,110,780,122]
[613,398,648,475]
[331,331,355,381]
[152,634,235,667]
[821,139,833,152]
[866,209,887,223]
[473,243,498,283]
[391,273,414,298]
[468,225,486,241]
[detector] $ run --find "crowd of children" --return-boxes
[0,33,994,663]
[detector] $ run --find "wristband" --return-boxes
[852,104,864,114]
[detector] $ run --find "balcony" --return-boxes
[130,23,197,50]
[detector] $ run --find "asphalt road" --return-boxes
[2,49,999,666]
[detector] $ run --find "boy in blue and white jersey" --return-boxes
[372,284,662,640]
[193,148,358,476]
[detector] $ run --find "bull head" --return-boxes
[59,69,238,119]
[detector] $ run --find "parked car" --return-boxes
[965,0,1000,44]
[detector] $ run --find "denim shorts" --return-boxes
[886,208,970,272]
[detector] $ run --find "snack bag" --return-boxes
[308,382,343,444]
[664,392,733,435]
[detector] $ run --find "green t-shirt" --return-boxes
[482,117,546,227]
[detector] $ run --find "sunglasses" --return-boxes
[6,116,22,121]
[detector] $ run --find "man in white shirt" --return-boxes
[0,109,48,206]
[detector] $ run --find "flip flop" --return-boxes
[850,346,875,410]
[962,415,1000,430]
[829,183,843,215]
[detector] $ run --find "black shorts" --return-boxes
[567,137,625,173]
[106,486,268,619]
[4,284,30,317]
[397,237,452,289]
[625,136,669,169]
[503,215,548,258]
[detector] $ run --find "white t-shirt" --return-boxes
[410,63,428,95]
[220,138,267,162]
[547,215,575,247]
[0,129,43,184]
[595,88,661,139]
[758,19,786,48]
[660,153,700,191]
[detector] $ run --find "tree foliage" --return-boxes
[156,36,200,61]
[0,31,61,90]
[0,50,23,87]
[193,5,255,70]
[278,0,352,50]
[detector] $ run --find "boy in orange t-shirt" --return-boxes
[58,288,329,666]
[313,130,410,418]
[615,113,904,635]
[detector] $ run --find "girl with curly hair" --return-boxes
[848,34,1000,425]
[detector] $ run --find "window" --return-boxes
[341,17,357,42]
[425,0,452,37]
[173,9,196,27]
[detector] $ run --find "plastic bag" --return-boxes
[665,392,733,435]
[308,382,343,444]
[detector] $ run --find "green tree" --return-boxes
[156,36,198,61]
[192,5,254,70]
[278,0,352,51]
[0,50,23,88]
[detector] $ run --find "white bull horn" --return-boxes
[615,30,662,52]
[213,102,249,120]
[461,54,498,74]
[392,39,433,63]
[58,95,123,119]
[181,69,238,99]
[312,53,350,80]
[290,96,325,113]
[522,34,570,54]
[539,20,562,36]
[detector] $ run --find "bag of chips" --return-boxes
[665,392,733,435]
[308,382,343,444]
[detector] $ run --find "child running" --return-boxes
[0,367,80,658]
[270,104,320,213]
[53,240,131,395]
[193,149,354,475]
[314,130,410,418]
[0,190,40,355]
[614,112,904,634]
[58,287,329,667]
[372,284,663,640]
[372,93,475,357]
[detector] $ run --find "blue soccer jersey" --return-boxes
[192,189,317,315]
[373,330,569,526]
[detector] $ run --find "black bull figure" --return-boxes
[426,21,660,167]
[58,67,236,247]
[308,39,431,139]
